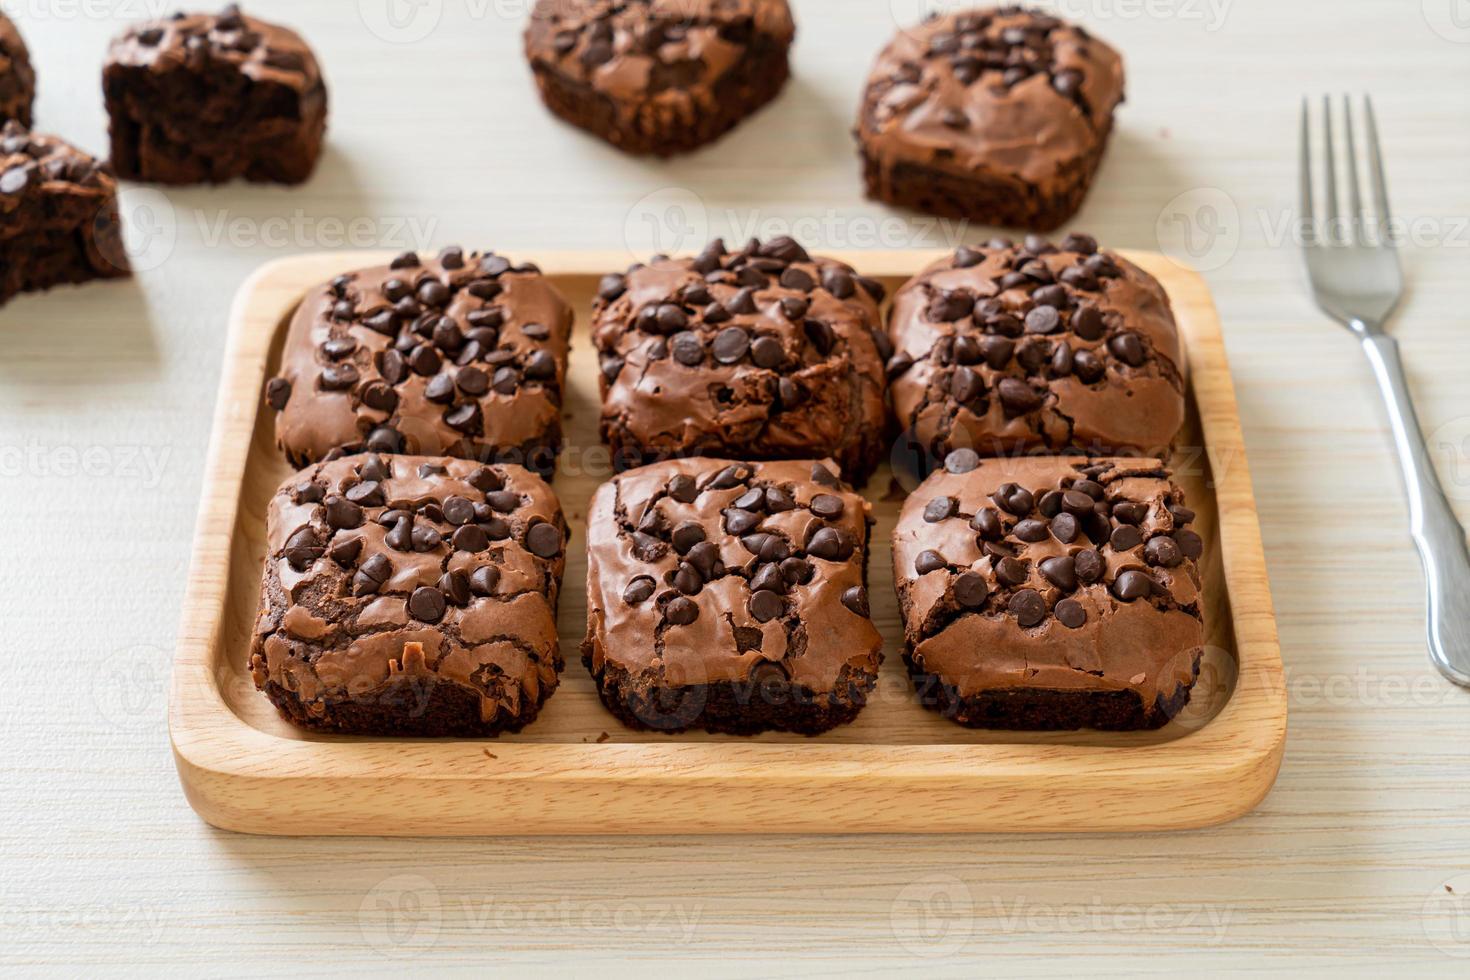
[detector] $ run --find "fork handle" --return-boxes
[1361,333,1470,686]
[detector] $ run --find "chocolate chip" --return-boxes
[886,352,915,379]
[724,508,760,535]
[1025,305,1060,334]
[451,524,488,553]
[993,483,1034,516]
[1073,349,1105,383]
[319,363,359,391]
[953,571,989,608]
[1108,332,1146,367]
[915,549,947,575]
[265,377,291,410]
[665,596,699,626]
[821,267,856,299]
[1062,233,1098,255]
[1013,519,1049,543]
[464,565,498,597]
[469,466,503,492]
[1169,504,1197,524]
[950,366,984,404]
[486,490,519,513]
[526,522,562,558]
[953,246,984,269]
[385,515,414,552]
[810,463,841,487]
[923,496,957,523]
[1145,535,1183,567]
[1174,528,1204,559]
[283,527,323,571]
[1040,556,1077,591]
[425,374,456,404]
[1112,570,1154,602]
[324,496,364,529]
[749,590,784,622]
[997,378,1043,414]
[779,267,814,292]
[329,536,362,567]
[408,344,441,376]
[438,570,471,607]
[1073,305,1104,342]
[668,474,698,503]
[352,554,391,596]
[994,556,1028,588]
[524,350,557,380]
[971,508,1003,540]
[810,494,845,520]
[712,326,750,364]
[750,563,785,594]
[623,575,655,605]
[781,557,814,585]
[840,586,869,617]
[804,319,836,355]
[1074,549,1104,584]
[444,402,482,434]
[671,331,704,366]
[673,562,703,596]
[671,520,705,554]
[1049,513,1079,544]
[1009,589,1046,628]
[411,525,442,552]
[946,449,980,474]
[345,480,385,507]
[806,527,851,562]
[1055,598,1087,629]
[725,287,758,316]
[1110,526,1143,552]
[409,586,447,623]
[1111,501,1147,525]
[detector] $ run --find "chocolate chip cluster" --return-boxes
[130,5,307,72]
[914,450,1201,631]
[0,123,111,195]
[890,233,1152,418]
[616,461,869,631]
[267,246,569,470]
[592,237,890,480]
[280,455,565,626]
[905,6,1094,113]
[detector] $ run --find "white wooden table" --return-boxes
[4,0,1470,973]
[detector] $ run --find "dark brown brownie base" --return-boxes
[0,219,130,306]
[859,120,1113,232]
[261,673,557,738]
[904,649,1201,732]
[531,37,789,156]
[587,660,875,737]
[104,66,325,184]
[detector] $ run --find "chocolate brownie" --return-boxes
[583,458,883,735]
[524,0,795,156]
[856,6,1124,230]
[249,455,569,736]
[267,248,573,479]
[887,234,1184,469]
[0,13,35,127]
[893,451,1204,731]
[593,237,890,483]
[0,123,130,306]
[103,5,327,184]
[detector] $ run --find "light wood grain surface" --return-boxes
[4,0,1470,972]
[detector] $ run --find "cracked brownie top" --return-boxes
[525,0,794,107]
[0,14,34,128]
[267,248,573,475]
[887,233,1185,464]
[249,455,568,728]
[106,5,323,98]
[583,457,882,695]
[893,451,1204,704]
[857,6,1123,188]
[592,236,890,481]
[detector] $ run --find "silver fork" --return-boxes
[1300,94,1470,687]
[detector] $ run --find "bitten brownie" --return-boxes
[103,4,327,184]
[887,234,1184,468]
[583,458,883,735]
[267,248,573,479]
[893,451,1204,731]
[0,123,130,306]
[856,6,1124,230]
[0,13,35,127]
[593,237,890,483]
[524,0,795,156]
[249,455,569,736]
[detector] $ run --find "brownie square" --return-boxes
[856,7,1124,230]
[524,0,795,156]
[592,237,890,483]
[103,5,327,184]
[266,248,572,479]
[887,234,1185,469]
[249,455,569,736]
[0,14,35,127]
[893,451,1205,731]
[583,458,883,735]
[0,124,130,306]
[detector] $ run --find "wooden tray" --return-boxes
[171,249,1286,835]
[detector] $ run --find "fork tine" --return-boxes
[1321,95,1342,243]
[1299,97,1316,245]
[1364,94,1394,244]
[1342,94,1364,242]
